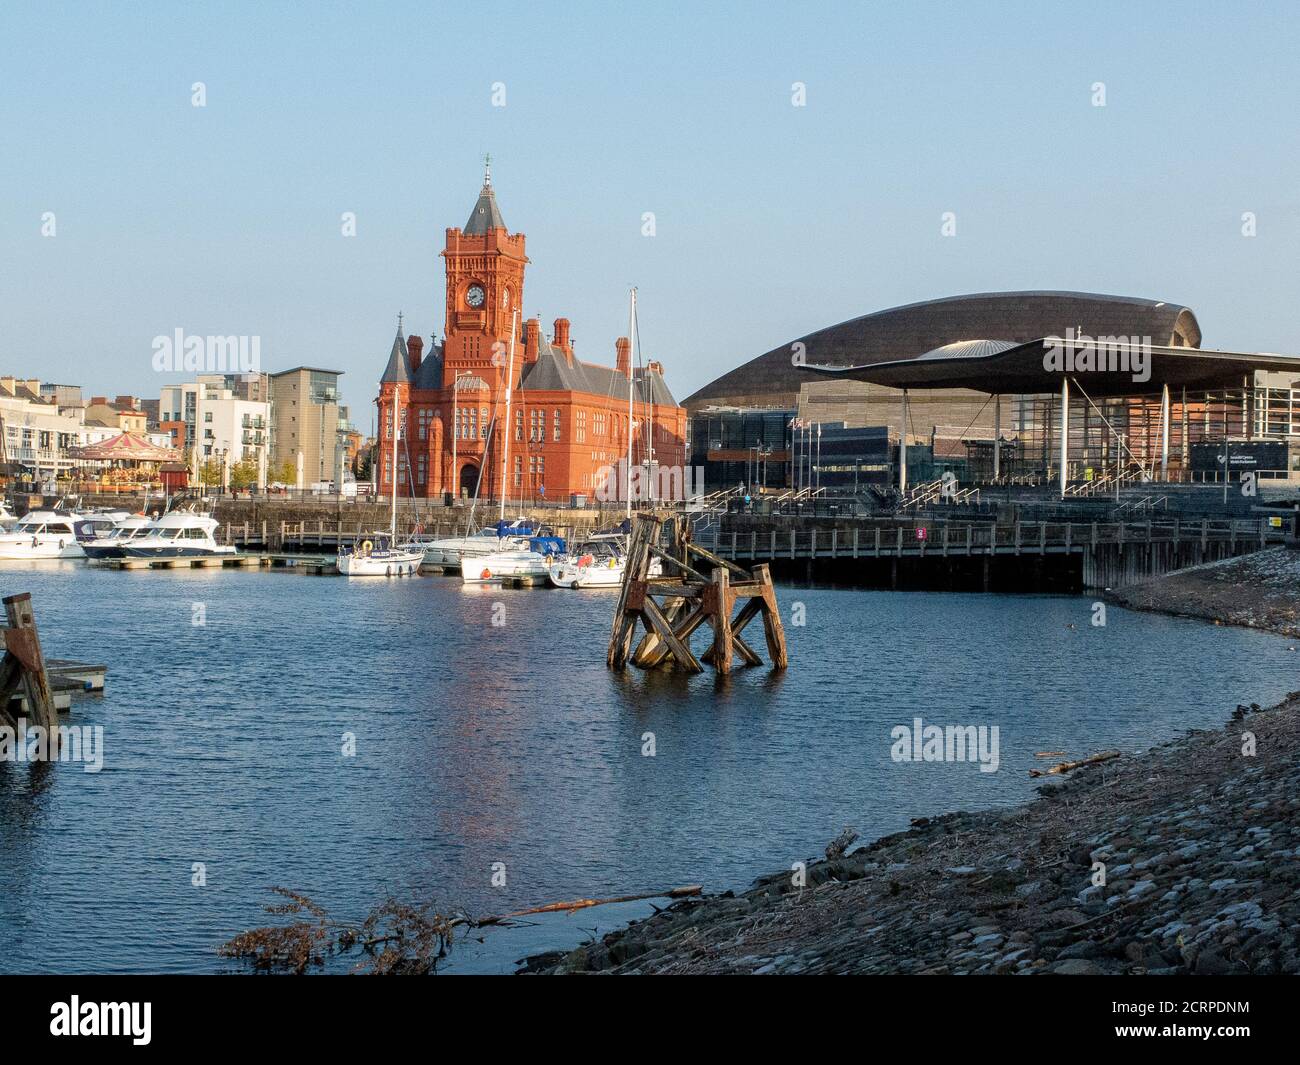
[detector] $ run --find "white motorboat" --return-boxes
[78,514,157,559]
[461,533,567,584]
[119,511,237,558]
[338,533,423,577]
[0,509,90,559]
[547,534,662,588]
[0,501,18,531]
[422,519,535,566]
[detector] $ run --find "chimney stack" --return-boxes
[525,318,541,361]
[407,334,424,374]
[616,337,631,377]
[553,318,572,362]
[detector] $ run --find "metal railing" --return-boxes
[694,517,1283,562]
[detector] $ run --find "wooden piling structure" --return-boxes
[608,515,787,674]
[0,593,57,733]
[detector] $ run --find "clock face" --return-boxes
[466,285,485,308]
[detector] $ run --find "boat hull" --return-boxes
[548,560,624,588]
[120,546,236,559]
[0,538,85,559]
[461,552,554,583]
[338,550,423,577]
[82,543,130,560]
[547,555,660,588]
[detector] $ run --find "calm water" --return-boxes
[0,561,1292,973]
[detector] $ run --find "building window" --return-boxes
[576,410,587,443]
[417,454,427,484]
[418,409,431,440]
[514,455,522,486]
[515,407,524,441]
[553,410,561,441]
[480,408,489,439]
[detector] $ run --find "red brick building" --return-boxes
[375,164,686,504]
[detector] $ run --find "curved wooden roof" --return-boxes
[684,291,1202,407]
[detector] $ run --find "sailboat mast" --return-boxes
[390,395,399,539]
[499,307,519,521]
[626,286,636,521]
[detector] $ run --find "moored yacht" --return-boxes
[547,533,662,588]
[337,391,425,577]
[119,512,236,558]
[461,533,566,584]
[338,533,423,577]
[0,509,90,559]
[78,514,157,559]
[422,519,535,566]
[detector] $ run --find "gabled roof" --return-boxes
[520,342,678,406]
[412,339,444,390]
[380,324,410,385]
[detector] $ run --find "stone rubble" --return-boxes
[521,547,1300,975]
[522,699,1300,975]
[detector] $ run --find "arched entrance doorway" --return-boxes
[459,463,480,499]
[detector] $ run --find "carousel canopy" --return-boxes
[75,431,181,462]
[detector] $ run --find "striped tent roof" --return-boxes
[75,431,180,462]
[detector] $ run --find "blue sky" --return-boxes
[2,0,1298,421]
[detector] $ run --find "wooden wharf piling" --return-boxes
[608,515,788,675]
[0,593,57,732]
[0,593,107,726]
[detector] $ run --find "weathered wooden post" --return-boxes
[708,567,734,674]
[0,593,57,733]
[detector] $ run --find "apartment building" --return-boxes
[269,367,347,487]
[0,384,84,486]
[159,374,270,483]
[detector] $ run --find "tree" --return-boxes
[229,457,259,489]
[354,446,374,480]
[197,459,224,487]
[270,458,297,486]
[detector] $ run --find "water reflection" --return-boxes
[0,567,1292,973]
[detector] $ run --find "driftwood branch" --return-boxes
[824,827,859,860]
[1028,749,1121,778]
[475,885,702,926]
[219,884,703,973]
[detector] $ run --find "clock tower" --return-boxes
[440,157,528,389]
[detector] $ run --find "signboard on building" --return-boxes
[1189,441,1288,472]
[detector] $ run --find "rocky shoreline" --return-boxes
[1106,545,1300,639]
[522,554,1300,975]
